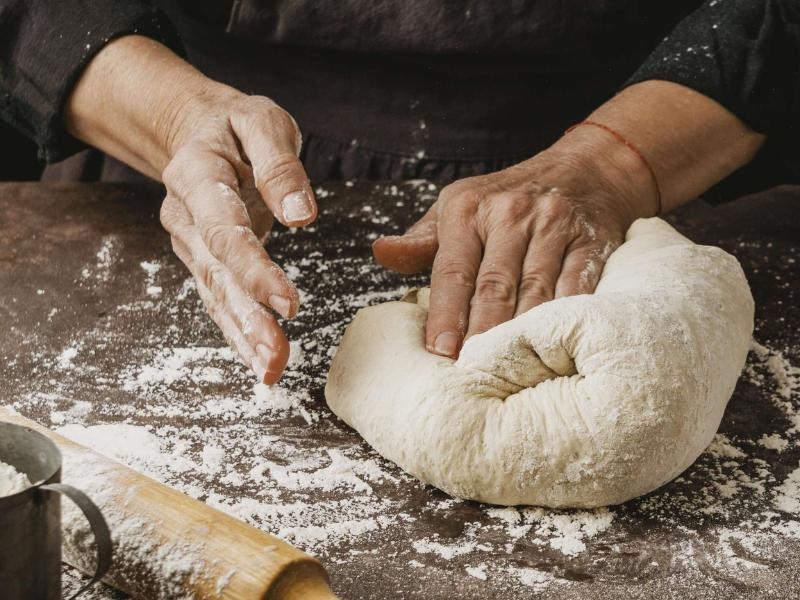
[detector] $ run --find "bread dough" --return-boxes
[325,218,754,507]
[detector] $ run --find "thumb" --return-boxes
[231,100,317,228]
[373,208,439,274]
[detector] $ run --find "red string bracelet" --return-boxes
[565,120,662,216]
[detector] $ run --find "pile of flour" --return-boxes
[0,460,32,496]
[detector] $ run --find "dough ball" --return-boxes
[325,218,754,507]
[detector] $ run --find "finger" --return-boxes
[165,203,253,362]
[425,211,482,358]
[174,239,287,384]
[465,227,528,339]
[180,231,291,383]
[163,151,299,318]
[230,102,317,228]
[163,196,290,383]
[372,207,438,274]
[554,241,615,299]
[513,231,568,316]
[171,236,256,367]
[240,182,274,244]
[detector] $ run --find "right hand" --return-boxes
[64,37,317,384]
[159,92,316,384]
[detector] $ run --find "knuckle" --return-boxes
[159,199,177,230]
[440,199,477,232]
[243,97,297,136]
[438,181,463,200]
[203,295,222,322]
[203,154,236,181]
[199,261,225,298]
[491,193,531,226]
[440,182,479,208]
[454,190,481,210]
[441,175,481,198]
[256,153,303,190]
[161,157,186,191]
[475,272,516,305]
[434,260,476,291]
[267,105,297,134]
[519,272,554,301]
[203,223,243,260]
[244,94,278,109]
[537,193,574,224]
[169,237,186,261]
[163,142,202,177]
[238,259,269,297]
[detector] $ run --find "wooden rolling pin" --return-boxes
[0,408,338,600]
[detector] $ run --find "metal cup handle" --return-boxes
[40,483,113,600]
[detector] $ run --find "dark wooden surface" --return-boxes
[1,182,799,599]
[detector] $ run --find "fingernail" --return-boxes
[269,295,292,318]
[263,369,283,385]
[433,331,459,357]
[251,356,267,382]
[281,190,313,223]
[257,344,283,384]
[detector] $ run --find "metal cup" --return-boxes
[0,422,112,599]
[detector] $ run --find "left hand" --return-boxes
[373,133,657,358]
[158,93,316,385]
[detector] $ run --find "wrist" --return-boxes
[547,124,661,222]
[65,35,242,178]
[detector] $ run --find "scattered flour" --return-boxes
[57,346,79,370]
[485,506,615,556]
[465,564,488,580]
[56,424,198,479]
[413,538,482,560]
[141,260,163,298]
[773,466,800,515]
[11,183,800,598]
[759,433,790,452]
[513,567,558,592]
[121,347,233,392]
[80,236,118,282]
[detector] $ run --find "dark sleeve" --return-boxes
[623,0,800,203]
[0,1,183,163]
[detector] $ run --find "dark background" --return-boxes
[0,122,43,180]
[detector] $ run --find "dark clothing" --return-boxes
[0,121,41,180]
[626,0,800,202]
[0,0,695,182]
[0,1,181,163]
[0,1,798,198]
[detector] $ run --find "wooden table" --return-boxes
[1,182,799,599]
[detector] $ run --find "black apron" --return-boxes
[44,0,701,184]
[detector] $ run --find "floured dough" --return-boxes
[326,218,754,507]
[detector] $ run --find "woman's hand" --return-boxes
[159,93,316,384]
[374,78,766,359]
[373,126,659,358]
[65,36,317,383]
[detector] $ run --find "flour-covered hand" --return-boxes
[64,37,317,384]
[159,93,316,384]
